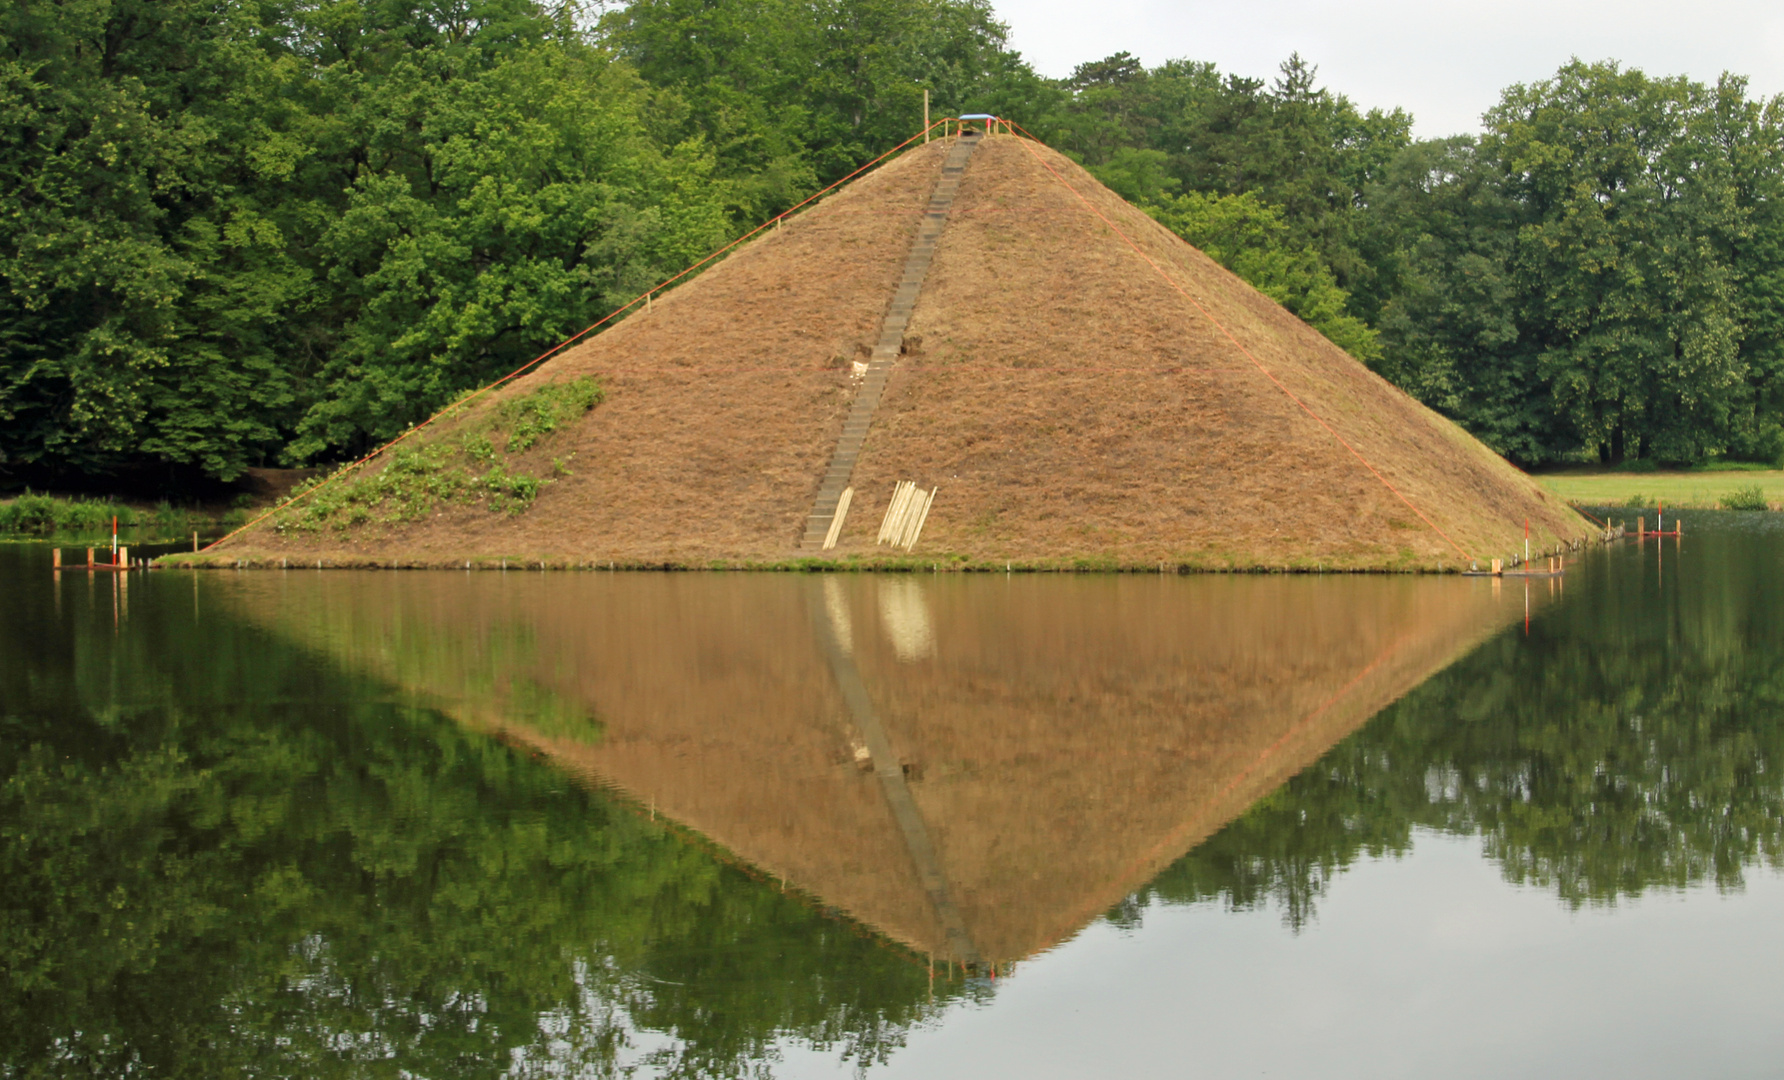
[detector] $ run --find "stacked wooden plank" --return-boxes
[878,481,936,550]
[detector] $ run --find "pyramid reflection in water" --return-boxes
[223,572,1549,965]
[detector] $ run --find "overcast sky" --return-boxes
[990,0,1784,137]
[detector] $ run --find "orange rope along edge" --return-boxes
[1005,120,1476,565]
[203,120,957,553]
[1571,503,1608,527]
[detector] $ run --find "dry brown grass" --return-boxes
[208,134,1592,571]
[839,137,1591,570]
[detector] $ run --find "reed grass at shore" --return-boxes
[0,493,247,538]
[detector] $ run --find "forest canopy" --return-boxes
[4,0,1784,483]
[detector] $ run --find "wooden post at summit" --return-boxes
[924,90,930,142]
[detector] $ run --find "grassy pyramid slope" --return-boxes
[201,133,1592,571]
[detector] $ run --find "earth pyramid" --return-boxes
[212,127,1595,570]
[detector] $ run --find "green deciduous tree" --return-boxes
[0,1,738,478]
[1144,190,1380,362]
[1038,52,1412,314]
[1363,136,1547,459]
[0,0,306,480]
[287,35,732,459]
[601,0,1021,214]
[1366,62,1784,466]
[1495,61,1747,464]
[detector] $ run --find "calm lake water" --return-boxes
[5,515,1784,1078]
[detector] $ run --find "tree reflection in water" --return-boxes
[1134,526,1784,928]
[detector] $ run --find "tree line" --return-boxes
[5,0,1783,485]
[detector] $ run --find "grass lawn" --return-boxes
[1536,468,1784,510]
